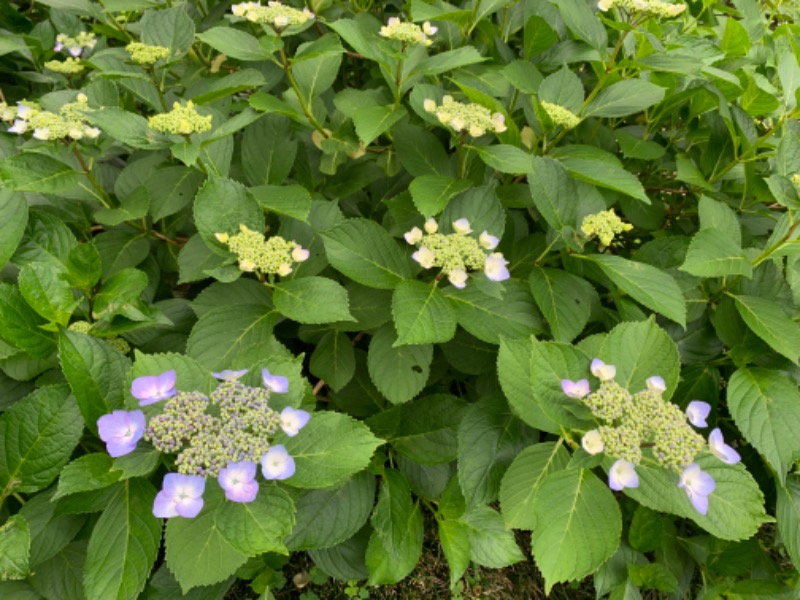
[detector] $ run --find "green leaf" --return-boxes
[473,145,534,174]
[538,65,584,114]
[309,330,355,392]
[556,148,650,203]
[367,324,432,404]
[776,474,800,571]
[86,108,154,149]
[599,320,681,399]
[186,304,277,371]
[529,267,594,342]
[728,368,800,483]
[366,470,423,585]
[0,190,27,270]
[0,154,80,194]
[698,195,742,244]
[286,471,375,551]
[553,0,607,51]
[624,454,768,541]
[141,5,195,60]
[524,15,558,58]
[628,506,666,553]
[583,80,666,119]
[241,115,297,187]
[732,295,800,363]
[458,396,535,507]
[499,441,570,530]
[130,351,219,397]
[393,123,452,178]
[415,46,486,75]
[193,176,264,251]
[321,219,412,289]
[196,27,273,61]
[165,486,248,592]
[0,515,30,580]
[587,254,687,327]
[460,505,525,568]
[59,331,130,433]
[17,262,75,326]
[0,385,83,494]
[614,131,666,160]
[527,157,577,233]
[84,479,161,600]
[249,185,311,222]
[366,394,467,465]
[444,281,542,344]
[408,175,472,218]
[216,486,295,556]
[532,469,622,593]
[680,229,752,278]
[438,519,471,587]
[54,454,121,500]
[273,276,354,324]
[352,105,406,146]
[283,411,382,488]
[293,52,342,99]
[392,280,456,346]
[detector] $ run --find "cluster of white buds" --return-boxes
[1,94,99,141]
[231,1,315,29]
[54,32,97,57]
[423,96,507,137]
[404,218,510,288]
[379,18,437,46]
[598,0,686,18]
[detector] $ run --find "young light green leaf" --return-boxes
[352,105,406,146]
[0,385,83,494]
[680,229,752,278]
[461,505,525,568]
[321,219,412,289]
[283,411,382,488]
[392,280,456,346]
[84,479,161,600]
[17,262,75,326]
[473,145,534,174]
[732,295,800,363]
[437,519,471,587]
[499,441,570,530]
[273,276,354,324]
[587,254,687,327]
[293,52,342,99]
[728,368,800,483]
[54,454,121,500]
[367,324,432,404]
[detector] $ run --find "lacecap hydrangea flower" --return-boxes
[97,367,310,518]
[540,101,581,130]
[125,42,171,65]
[405,218,510,288]
[231,1,314,28]
[148,101,212,136]
[216,225,310,275]
[424,96,507,137]
[53,31,96,57]
[581,209,633,247]
[564,359,740,515]
[379,17,437,46]
[598,0,686,18]
[43,57,85,74]
[2,95,100,141]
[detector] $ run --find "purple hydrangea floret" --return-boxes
[261,445,295,480]
[97,409,145,457]
[708,428,741,465]
[262,368,289,394]
[280,406,311,437]
[132,370,176,406]
[153,473,206,518]
[218,461,259,503]
[561,378,591,399]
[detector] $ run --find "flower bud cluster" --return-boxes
[148,101,212,136]
[231,1,315,28]
[598,0,686,18]
[44,57,85,74]
[379,18,437,46]
[2,95,100,141]
[404,218,510,288]
[216,224,310,275]
[67,320,131,353]
[540,101,581,129]
[423,96,507,137]
[581,209,633,247]
[125,42,171,65]
[54,32,97,57]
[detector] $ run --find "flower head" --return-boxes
[590,358,616,381]
[609,459,639,491]
[484,253,510,282]
[425,96,507,137]
[212,369,248,381]
[582,429,604,455]
[261,445,295,480]
[132,370,177,406]
[262,368,289,394]
[218,461,259,503]
[379,17,436,45]
[708,428,741,465]
[153,473,206,518]
[685,401,711,428]
[562,378,591,399]
[280,406,311,437]
[679,463,715,515]
[97,410,146,457]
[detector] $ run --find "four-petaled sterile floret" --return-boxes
[686,400,711,428]
[424,95,507,137]
[97,410,146,457]
[261,444,296,480]
[678,463,715,515]
[217,225,309,276]
[405,218,510,288]
[218,461,260,503]
[148,100,212,136]
[125,42,171,65]
[153,473,206,518]
[379,17,437,46]
[581,209,634,248]
[231,1,314,29]
[132,370,177,406]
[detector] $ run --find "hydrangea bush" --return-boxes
[0,0,799,598]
